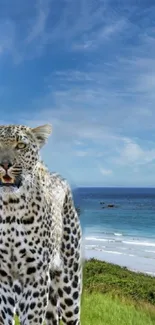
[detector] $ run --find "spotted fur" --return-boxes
[0,124,82,325]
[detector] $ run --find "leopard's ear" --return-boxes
[32,124,52,148]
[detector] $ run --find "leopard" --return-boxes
[0,123,82,325]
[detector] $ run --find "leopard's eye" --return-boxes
[16,142,27,150]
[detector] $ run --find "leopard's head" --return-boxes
[0,124,52,193]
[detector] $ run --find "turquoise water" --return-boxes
[73,187,155,274]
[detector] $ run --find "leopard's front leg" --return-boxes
[18,271,50,325]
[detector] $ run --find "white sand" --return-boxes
[83,248,155,276]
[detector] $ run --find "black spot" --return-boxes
[58,288,63,298]
[71,222,75,228]
[71,236,74,244]
[74,306,79,314]
[28,314,34,320]
[73,291,79,300]
[30,249,36,254]
[64,235,69,241]
[37,261,43,269]
[0,249,8,254]
[74,275,78,282]
[9,198,20,204]
[36,196,41,201]
[65,311,73,318]
[27,267,36,275]
[75,239,78,249]
[72,281,78,288]
[1,310,6,319]
[14,285,21,295]
[38,247,42,254]
[2,295,7,304]
[5,216,11,223]
[0,269,7,277]
[55,269,62,277]
[66,243,71,250]
[68,258,74,268]
[19,303,25,312]
[64,298,73,306]
[67,321,77,325]
[26,291,31,300]
[20,248,26,257]
[15,242,21,248]
[17,262,21,269]
[60,303,66,310]
[8,297,15,307]
[22,216,34,225]
[33,292,39,298]
[46,311,53,320]
[73,263,78,272]
[40,277,44,285]
[40,289,45,297]
[7,308,13,316]
[64,227,71,234]
[34,227,39,234]
[61,242,65,252]
[28,242,33,246]
[50,296,57,306]
[64,286,71,295]
[12,216,16,223]
[64,276,69,283]
[73,228,77,235]
[70,270,74,279]
[19,205,25,210]
[21,195,26,201]
[26,257,35,263]
[43,297,47,306]
[62,316,67,323]
[33,282,38,288]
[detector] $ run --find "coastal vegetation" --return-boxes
[81,259,155,325]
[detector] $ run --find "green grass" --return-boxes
[15,259,155,324]
[81,292,155,325]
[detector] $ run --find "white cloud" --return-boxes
[74,150,88,157]
[115,139,155,166]
[25,5,48,44]
[9,105,155,186]
[99,167,113,176]
[0,0,130,62]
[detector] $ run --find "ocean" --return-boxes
[73,187,155,275]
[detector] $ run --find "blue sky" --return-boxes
[1,0,155,187]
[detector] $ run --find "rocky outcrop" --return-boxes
[107,204,115,208]
[100,202,118,208]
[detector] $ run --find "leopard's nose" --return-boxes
[0,160,12,171]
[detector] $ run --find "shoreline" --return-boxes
[83,248,155,277]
